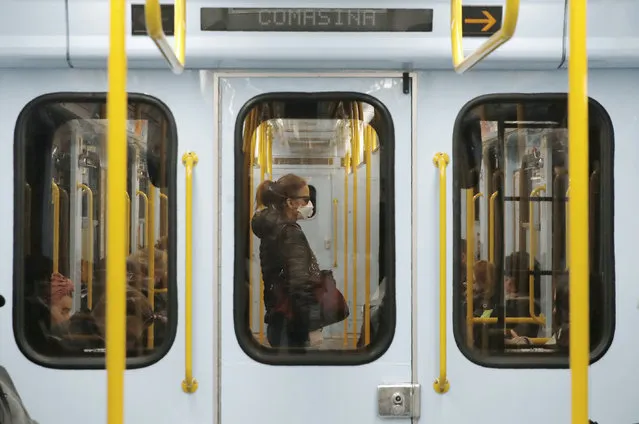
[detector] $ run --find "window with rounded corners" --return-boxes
[13,93,178,369]
[453,94,615,368]
[234,93,396,365]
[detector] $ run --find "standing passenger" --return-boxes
[251,174,320,348]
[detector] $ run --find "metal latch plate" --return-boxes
[377,383,420,418]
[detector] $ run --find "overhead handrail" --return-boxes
[105,0,128,420]
[568,0,589,421]
[528,185,546,324]
[451,0,520,73]
[489,191,498,263]
[350,102,361,348]
[78,183,94,309]
[433,152,450,394]
[145,0,186,74]
[147,185,157,349]
[125,192,131,253]
[182,151,199,394]
[51,181,60,273]
[333,199,338,267]
[363,124,373,346]
[342,148,351,347]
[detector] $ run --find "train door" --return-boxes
[216,73,414,423]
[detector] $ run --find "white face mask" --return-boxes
[297,200,314,220]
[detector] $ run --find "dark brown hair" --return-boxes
[255,173,307,210]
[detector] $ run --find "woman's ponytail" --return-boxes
[256,180,277,209]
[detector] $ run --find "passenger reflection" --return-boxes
[251,174,322,349]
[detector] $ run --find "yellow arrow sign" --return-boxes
[464,10,497,32]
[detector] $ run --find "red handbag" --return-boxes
[310,269,349,331]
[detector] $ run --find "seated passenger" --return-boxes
[47,273,74,336]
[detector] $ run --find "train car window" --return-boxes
[14,93,178,369]
[453,95,615,368]
[234,94,395,365]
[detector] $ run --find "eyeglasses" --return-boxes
[291,196,311,204]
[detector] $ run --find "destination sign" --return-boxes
[200,8,434,32]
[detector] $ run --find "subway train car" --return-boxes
[0,0,634,423]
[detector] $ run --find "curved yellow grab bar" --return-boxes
[568,0,589,420]
[78,184,94,309]
[106,0,128,419]
[182,151,198,394]
[51,182,60,273]
[489,191,498,263]
[528,185,546,324]
[451,0,520,73]
[145,0,185,74]
[432,152,450,395]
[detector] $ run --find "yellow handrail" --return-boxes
[489,191,498,263]
[147,184,156,349]
[246,111,257,339]
[332,199,338,267]
[78,184,94,309]
[451,0,520,73]
[136,190,149,248]
[182,151,199,394]
[145,0,186,74]
[351,103,360,348]
[106,0,127,420]
[465,188,474,346]
[125,192,131,253]
[568,0,589,421]
[432,152,450,394]
[363,124,372,346]
[342,149,351,347]
[258,122,266,344]
[51,182,60,273]
[528,186,546,324]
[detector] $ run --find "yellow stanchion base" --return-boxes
[433,378,450,394]
[182,378,199,394]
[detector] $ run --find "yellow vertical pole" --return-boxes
[258,122,266,344]
[351,103,360,348]
[364,125,372,346]
[342,150,350,347]
[568,0,589,422]
[106,0,127,421]
[465,188,474,347]
[247,112,257,337]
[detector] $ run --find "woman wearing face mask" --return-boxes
[251,173,320,348]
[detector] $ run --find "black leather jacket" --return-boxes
[251,207,320,325]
